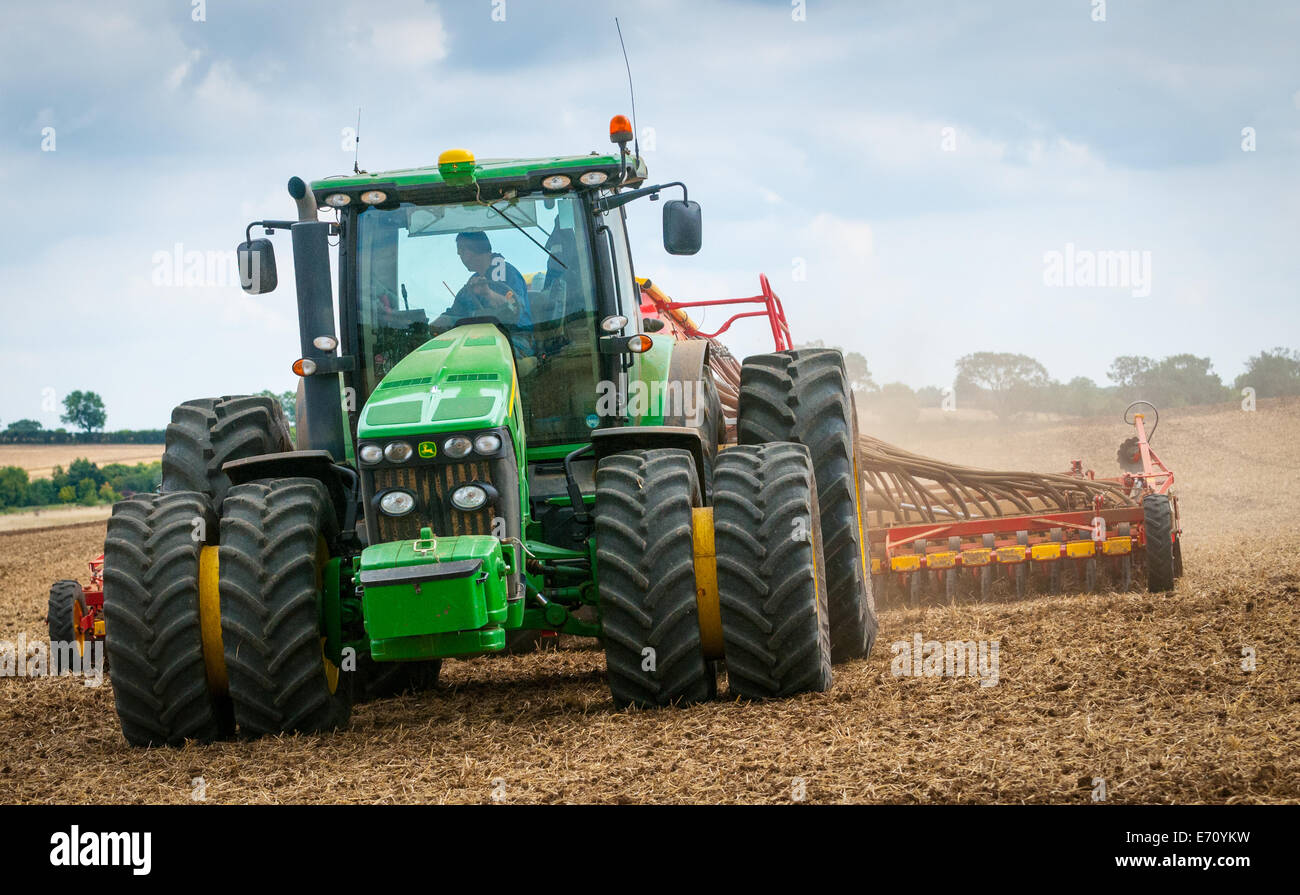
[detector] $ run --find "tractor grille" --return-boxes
[372,461,497,542]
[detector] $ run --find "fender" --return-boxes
[663,338,710,428]
[590,425,709,496]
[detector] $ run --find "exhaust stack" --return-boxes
[287,176,318,221]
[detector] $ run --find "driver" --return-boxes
[430,231,533,334]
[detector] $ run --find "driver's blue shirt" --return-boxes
[452,255,532,328]
[449,254,534,354]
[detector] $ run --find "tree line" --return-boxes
[1,389,296,443]
[0,460,162,511]
[794,343,1300,422]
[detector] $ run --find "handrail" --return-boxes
[640,274,792,350]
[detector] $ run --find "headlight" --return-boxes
[474,433,502,455]
[358,443,383,464]
[541,174,571,190]
[579,171,608,186]
[360,190,388,205]
[384,441,413,462]
[450,484,488,511]
[324,193,351,207]
[378,490,416,516]
[443,436,473,459]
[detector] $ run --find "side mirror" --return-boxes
[662,199,702,255]
[237,238,278,294]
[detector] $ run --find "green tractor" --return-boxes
[101,117,878,745]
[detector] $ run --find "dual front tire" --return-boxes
[103,396,358,746]
[595,444,833,708]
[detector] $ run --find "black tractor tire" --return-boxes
[162,395,293,507]
[353,654,442,702]
[595,448,716,708]
[219,478,352,737]
[1143,493,1176,593]
[713,443,832,699]
[103,493,232,746]
[737,349,876,663]
[47,580,81,674]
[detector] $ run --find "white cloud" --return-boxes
[1,0,1297,428]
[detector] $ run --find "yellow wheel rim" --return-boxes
[198,545,229,695]
[316,537,340,695]
[71,598,85,658]
[691,507,725,660]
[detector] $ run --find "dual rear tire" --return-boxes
[736,349,878,663]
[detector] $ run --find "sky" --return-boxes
[1,0,1297,429]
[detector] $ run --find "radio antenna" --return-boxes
[614,18,639,161]
[352,107,363,175]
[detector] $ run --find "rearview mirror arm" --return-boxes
[245,219,337,242]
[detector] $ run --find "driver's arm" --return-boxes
[431,277,520,332]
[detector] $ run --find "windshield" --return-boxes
[355,194,603,445]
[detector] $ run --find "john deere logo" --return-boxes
[418,441,437,458]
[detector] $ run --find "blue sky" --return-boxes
[2,0,1297,429]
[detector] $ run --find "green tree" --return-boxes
[27,478,56,506]
[1110,353,1227,407]
[98,482,120,503]
[58,485,76,503]
[1051,376,1113,418]
[1234,347,1300,398]
[60,391,107,433]
[68,458,105,488]
[0,467,29,509]
[5,419,42,433]
[1107,355,1154,388]
[76,477,98,502]
[955,352,1051,420]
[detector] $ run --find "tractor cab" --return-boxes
[353,191,605,447]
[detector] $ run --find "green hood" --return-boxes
[359,323,517,438]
